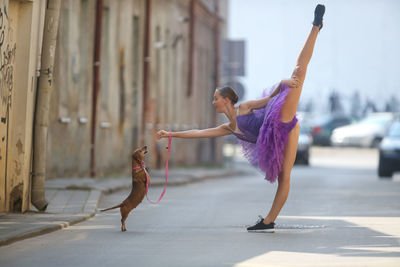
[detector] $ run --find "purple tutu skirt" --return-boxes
[237,82,298,183]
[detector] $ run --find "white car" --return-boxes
[331,113,395,148]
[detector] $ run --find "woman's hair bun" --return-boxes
[216,86,239,105]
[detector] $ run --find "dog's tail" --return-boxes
[100,203,122,212]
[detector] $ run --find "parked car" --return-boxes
[295,112,313,165]
[378,119,400,178]
[331,113,395,148]
[295,124,313,165]
[310,114,352,146]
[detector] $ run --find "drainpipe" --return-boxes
[90,0,103,177]
[187,0,195,97]
[141,0,151,144]
[213,1,220,124]
[32,0,62,211]
[211,1,220,161]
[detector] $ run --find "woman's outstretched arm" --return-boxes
[157,124,232,140]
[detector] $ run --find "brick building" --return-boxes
[0,0,228,212]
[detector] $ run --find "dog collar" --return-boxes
[132,161,145,170]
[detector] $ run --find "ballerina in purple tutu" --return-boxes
[157,4,325,232]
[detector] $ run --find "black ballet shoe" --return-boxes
[313,4,325,30]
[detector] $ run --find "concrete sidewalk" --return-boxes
[0,166,249,247]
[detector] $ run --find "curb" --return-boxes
[0,190,101,247]
[0,213,94,247]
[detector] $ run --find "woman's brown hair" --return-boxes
[216,86,239,105]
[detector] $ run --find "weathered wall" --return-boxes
[0,0,227,212]
[0,0,44,212]
[147,0,226,168]
[46,0,227,178]
[48,0,146,178]
[49,0,95,177]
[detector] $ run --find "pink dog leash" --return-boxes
[132,132,172,204]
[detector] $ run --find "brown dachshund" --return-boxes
[101,146,148,231]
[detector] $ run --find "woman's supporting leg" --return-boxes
[264,123,300,224]
[281,25,320,123]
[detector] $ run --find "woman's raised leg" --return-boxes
[280,26,320,122]
[281,4,325,123]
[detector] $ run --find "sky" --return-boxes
[228,0,400,114]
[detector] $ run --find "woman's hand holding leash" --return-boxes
[156,130,170,140]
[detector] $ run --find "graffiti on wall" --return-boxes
[0,3,16,106]
[0,1,16,210]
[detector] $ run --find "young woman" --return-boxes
[157,4,325,233]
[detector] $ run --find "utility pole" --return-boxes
[32,0,61,211]
[90,0,103,177]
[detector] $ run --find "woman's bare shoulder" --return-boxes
[237,102,254,115]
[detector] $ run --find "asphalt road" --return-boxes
[1,147,400,267]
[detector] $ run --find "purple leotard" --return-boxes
[233,82,298,183]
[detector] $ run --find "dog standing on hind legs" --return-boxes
[100,146,149,231]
